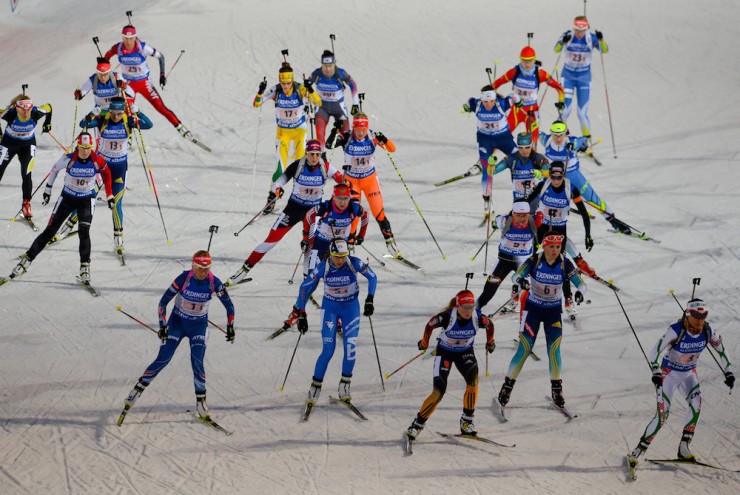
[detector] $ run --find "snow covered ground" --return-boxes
[1,0,739,493]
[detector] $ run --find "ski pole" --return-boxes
[383,150,446,259]
[46,131,71,152]
[288,251,303,284]
[166,50,185,79]
[279,332,303,391]
[385,350,425,380]
[116,306,158,335]
[233,196,276,236]
[482,190,493,275]
[207,320,227,334]
[72,88,79,142]
[207,225,218,251]
[600,49,617,158]
[539,52,561,108]
[132,127,171,245]
[249,76,266,210]
[470,225,499,261]
[367,316,385,392]
[10,171,50,221]
[668,289,726,376]
[125,98,153,189]
[612,289,651,370]
[359,244,386,267]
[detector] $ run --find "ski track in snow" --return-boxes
[1,0,740,493]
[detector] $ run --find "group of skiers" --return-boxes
[0,14,734,474]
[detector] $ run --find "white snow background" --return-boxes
[1,0,739,493]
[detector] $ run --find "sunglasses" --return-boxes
[16,100,33,110]
[458,304,476,311]
[307,151,321,156]
[687,310,708,320]
[550,174,564,179]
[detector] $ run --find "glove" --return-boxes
[485,340,496,354]
[158,325,168,343]
[462,103,471,113]
[74,89,83,100]
[516,277,530,291]
[574,291,584,305]
[159,74,167,88]
[585,235,594,252]
[535,211,544,227]
[555,101,565,111]
[363,294,374,317]
[596,30,604,40]
[258,80,267,95]
[417,339,428,351]
[300,239,309,252]
[333,119,344,130]
[83,113,93,126]
[578,142,589,153]
[274,187,284,199]
[326,128,338,146]
[374,131,388,145]
[267,190,278,204]
[42,123,52,133]
[226,323,235,343]
[532,169,543,179]
[304,80,314,94]
[296,309,308,334]
[353,236,364,246]
[107,196,115,210]
[725,371,735,389]
[651,366,663,387]
[350,104,360,116]
[562,32,572,44]
[42,192,51,205]
[511,283,519,295]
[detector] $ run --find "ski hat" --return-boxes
[512,200,530,214]
[77,132,94,149]
[321,50,336,65]
[279,62,293,83]
[109,96,126,112]
[520,46,536,61]
[686,298,708,319]
[573,16,589,31]
[15,99,33,110]
[96,57,111,74]
[542,232,564,248]
[329,239,350,257]
[549,161,565,176]
[456,290,475,308]
[352,112,369,129]
[306,139,322,153]
[481,90,496,102]
[517,132,533,147]
[550,121,568,134]
[192,252,212,269]
[122,25,137,37]
[333,183,352,199]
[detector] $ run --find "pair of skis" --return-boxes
[627,456,739,480]
[498,396,577,423]
[405,431,515,455]
[302,396,367,422]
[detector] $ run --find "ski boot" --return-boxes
[406,417,425,440]
[10,254,32,279]
[460,413,477,436]
[677,432,695,461]
[80,262,91,284]
[338,376,351,402]
[22,199,32,219]
[551,379,565,408]
[609,216,631,234]
[574,254,596,277]
[307,379,322,405]
[114,229,124,255]
[498,377,515,406]
[196,393,210,419]
[125,381,147,408]
[226,263,252,287]
[176,123,193,140]
[379,218,398,255]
